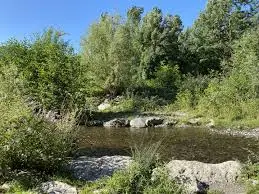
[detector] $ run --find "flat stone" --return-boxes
[166,160,243,193]
[66,156,132,181]
[165,120,178,126]
[130,117,164,128]
[187,118,202,126]
[86,120,103,127]
[39,181,77,194]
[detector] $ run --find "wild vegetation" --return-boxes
[81,142,185,194]
[0,0,258,193]
[80,0,259,127]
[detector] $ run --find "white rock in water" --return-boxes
[130,117,164,128]
[130,118,147,128]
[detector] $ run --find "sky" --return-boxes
[0,0,207,51]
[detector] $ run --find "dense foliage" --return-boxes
[81,7,183,98]
[0,28,81,110]
[79,0,259,126]
[0,65,77,173]
[0,0,258,191]
[81,142,184,194]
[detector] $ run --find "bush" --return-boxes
[241,162,259,193]
[0,28,81,110]
[146,65,181,100]
[173,74,211,110]
[81,142,184,194]
[107,95,166,113]
[197,28,259,121]
[0,66,77,173]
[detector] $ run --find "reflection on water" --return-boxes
[77,127,259,163]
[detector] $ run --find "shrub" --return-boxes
[146,65,181,100]
[0,28,81,110]
[108,95,166,113]
[0,66,77,173]
[173,74,211,110]
[197,28,259,121]
[241,162,259,193]
[81,142,184,194]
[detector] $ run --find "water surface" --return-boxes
[77,127,259,163]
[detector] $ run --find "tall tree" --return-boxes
[81,14,120,95]
[139,7,163,79]
[139,8,183,79]
[160,14,183,64]
[179,0,259,75]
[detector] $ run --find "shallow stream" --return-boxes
[77,127,259,163]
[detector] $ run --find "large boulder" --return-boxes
[39,181,77,194]
[104,118,130,128]
[130,117,164,128]
[66,156,132,181]
[165,160,243,193]
[145,117,164,127]
[130,118,147,128]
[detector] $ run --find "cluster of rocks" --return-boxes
[101,116,215,129]
[102,117,164,128]
[35,156,244,194]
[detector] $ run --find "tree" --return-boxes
[139,8,183,79]
[160,14,183,64]
[81,14,120,95]
[0,28,80,110]
[81,7,183,97]
[198,27,259,120]
[179,0,259,75]
[139,7,163,79]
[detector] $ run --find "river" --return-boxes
[77,127,259,163]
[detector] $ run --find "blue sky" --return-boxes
[0,0,207,51]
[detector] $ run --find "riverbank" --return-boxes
[0,155,252,194]
[1,119,259,193]
[82,97,259,139]
[82,94,259,131]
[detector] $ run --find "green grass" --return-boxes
[80,141,185,194]
[241,162,259,193]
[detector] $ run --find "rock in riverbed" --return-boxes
[130,117,164,128]
[104,118,130,128]
[165,160,244,193]
[67,156,132,181]
[130,118,146,128]
[145,117,164,127]
[187,118,202,126]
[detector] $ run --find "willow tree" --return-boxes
[81,14,120,95]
